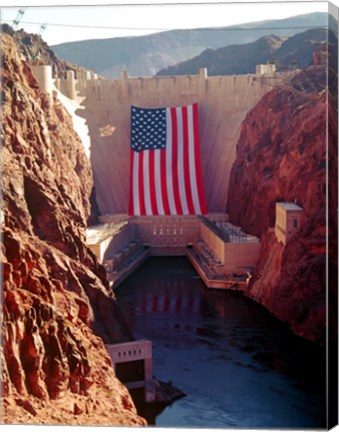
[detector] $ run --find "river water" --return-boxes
[115,257,326,429]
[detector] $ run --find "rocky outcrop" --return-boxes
[1,32,145,425]
[227,66,337,345]
[1,24,93,79]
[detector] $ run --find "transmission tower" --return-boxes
[12,8,26,30]
[39,23,47,36]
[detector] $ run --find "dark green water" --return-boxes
[115,257,326,428]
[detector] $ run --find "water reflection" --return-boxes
[116,257,326,428]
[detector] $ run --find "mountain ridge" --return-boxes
[51,12,328,78]
[157,28,330,76]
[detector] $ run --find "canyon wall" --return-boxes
[74,69,293,215]
[227,66,337,345]
[1,32,145,426]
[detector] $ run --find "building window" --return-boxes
[293,218,298,228]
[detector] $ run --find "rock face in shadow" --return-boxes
[1,32,145,426]
[227,66,337,345]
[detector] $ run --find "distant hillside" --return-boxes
[158,34,285,76]
[157,28,329,76]
[51,12,327,78]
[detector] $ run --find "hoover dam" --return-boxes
[55,66,287,215]
[32,65,286,294]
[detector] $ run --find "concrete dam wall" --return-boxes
[57,69,290,215]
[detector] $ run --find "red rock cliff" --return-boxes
[227,66,337,345]
[1,32,145,425]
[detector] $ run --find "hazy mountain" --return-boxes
[272,28,333,69]
[157,34,285,76]
[157,28,330,76]
[51,12,327,78]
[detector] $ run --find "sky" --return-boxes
[0,2,338,432]
[0,1,338,431]
[0,0,336,46]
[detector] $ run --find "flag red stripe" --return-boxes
[192,103,207,214]
[128,149,134,215]
[182,106,195,214]
[160,149,170,215]
[149,150,158,215]
[170,108,183,215]
[138,151,146,215]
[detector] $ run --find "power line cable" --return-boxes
[2,19,330,32]
[2,20,168,32]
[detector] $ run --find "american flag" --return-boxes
[128,103,207,216]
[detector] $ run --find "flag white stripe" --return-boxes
[166,108,177,215]
[143,151,152,215]
[154,149,165,215]
[188,105,202,214]
[133,152,140,215]
[176,107,189,215]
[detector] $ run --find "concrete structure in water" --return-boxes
[86,213,260,290]
[106,340,155,402]
[87,221,137,263]
[275,202,304,245]
[198,217,260,272]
